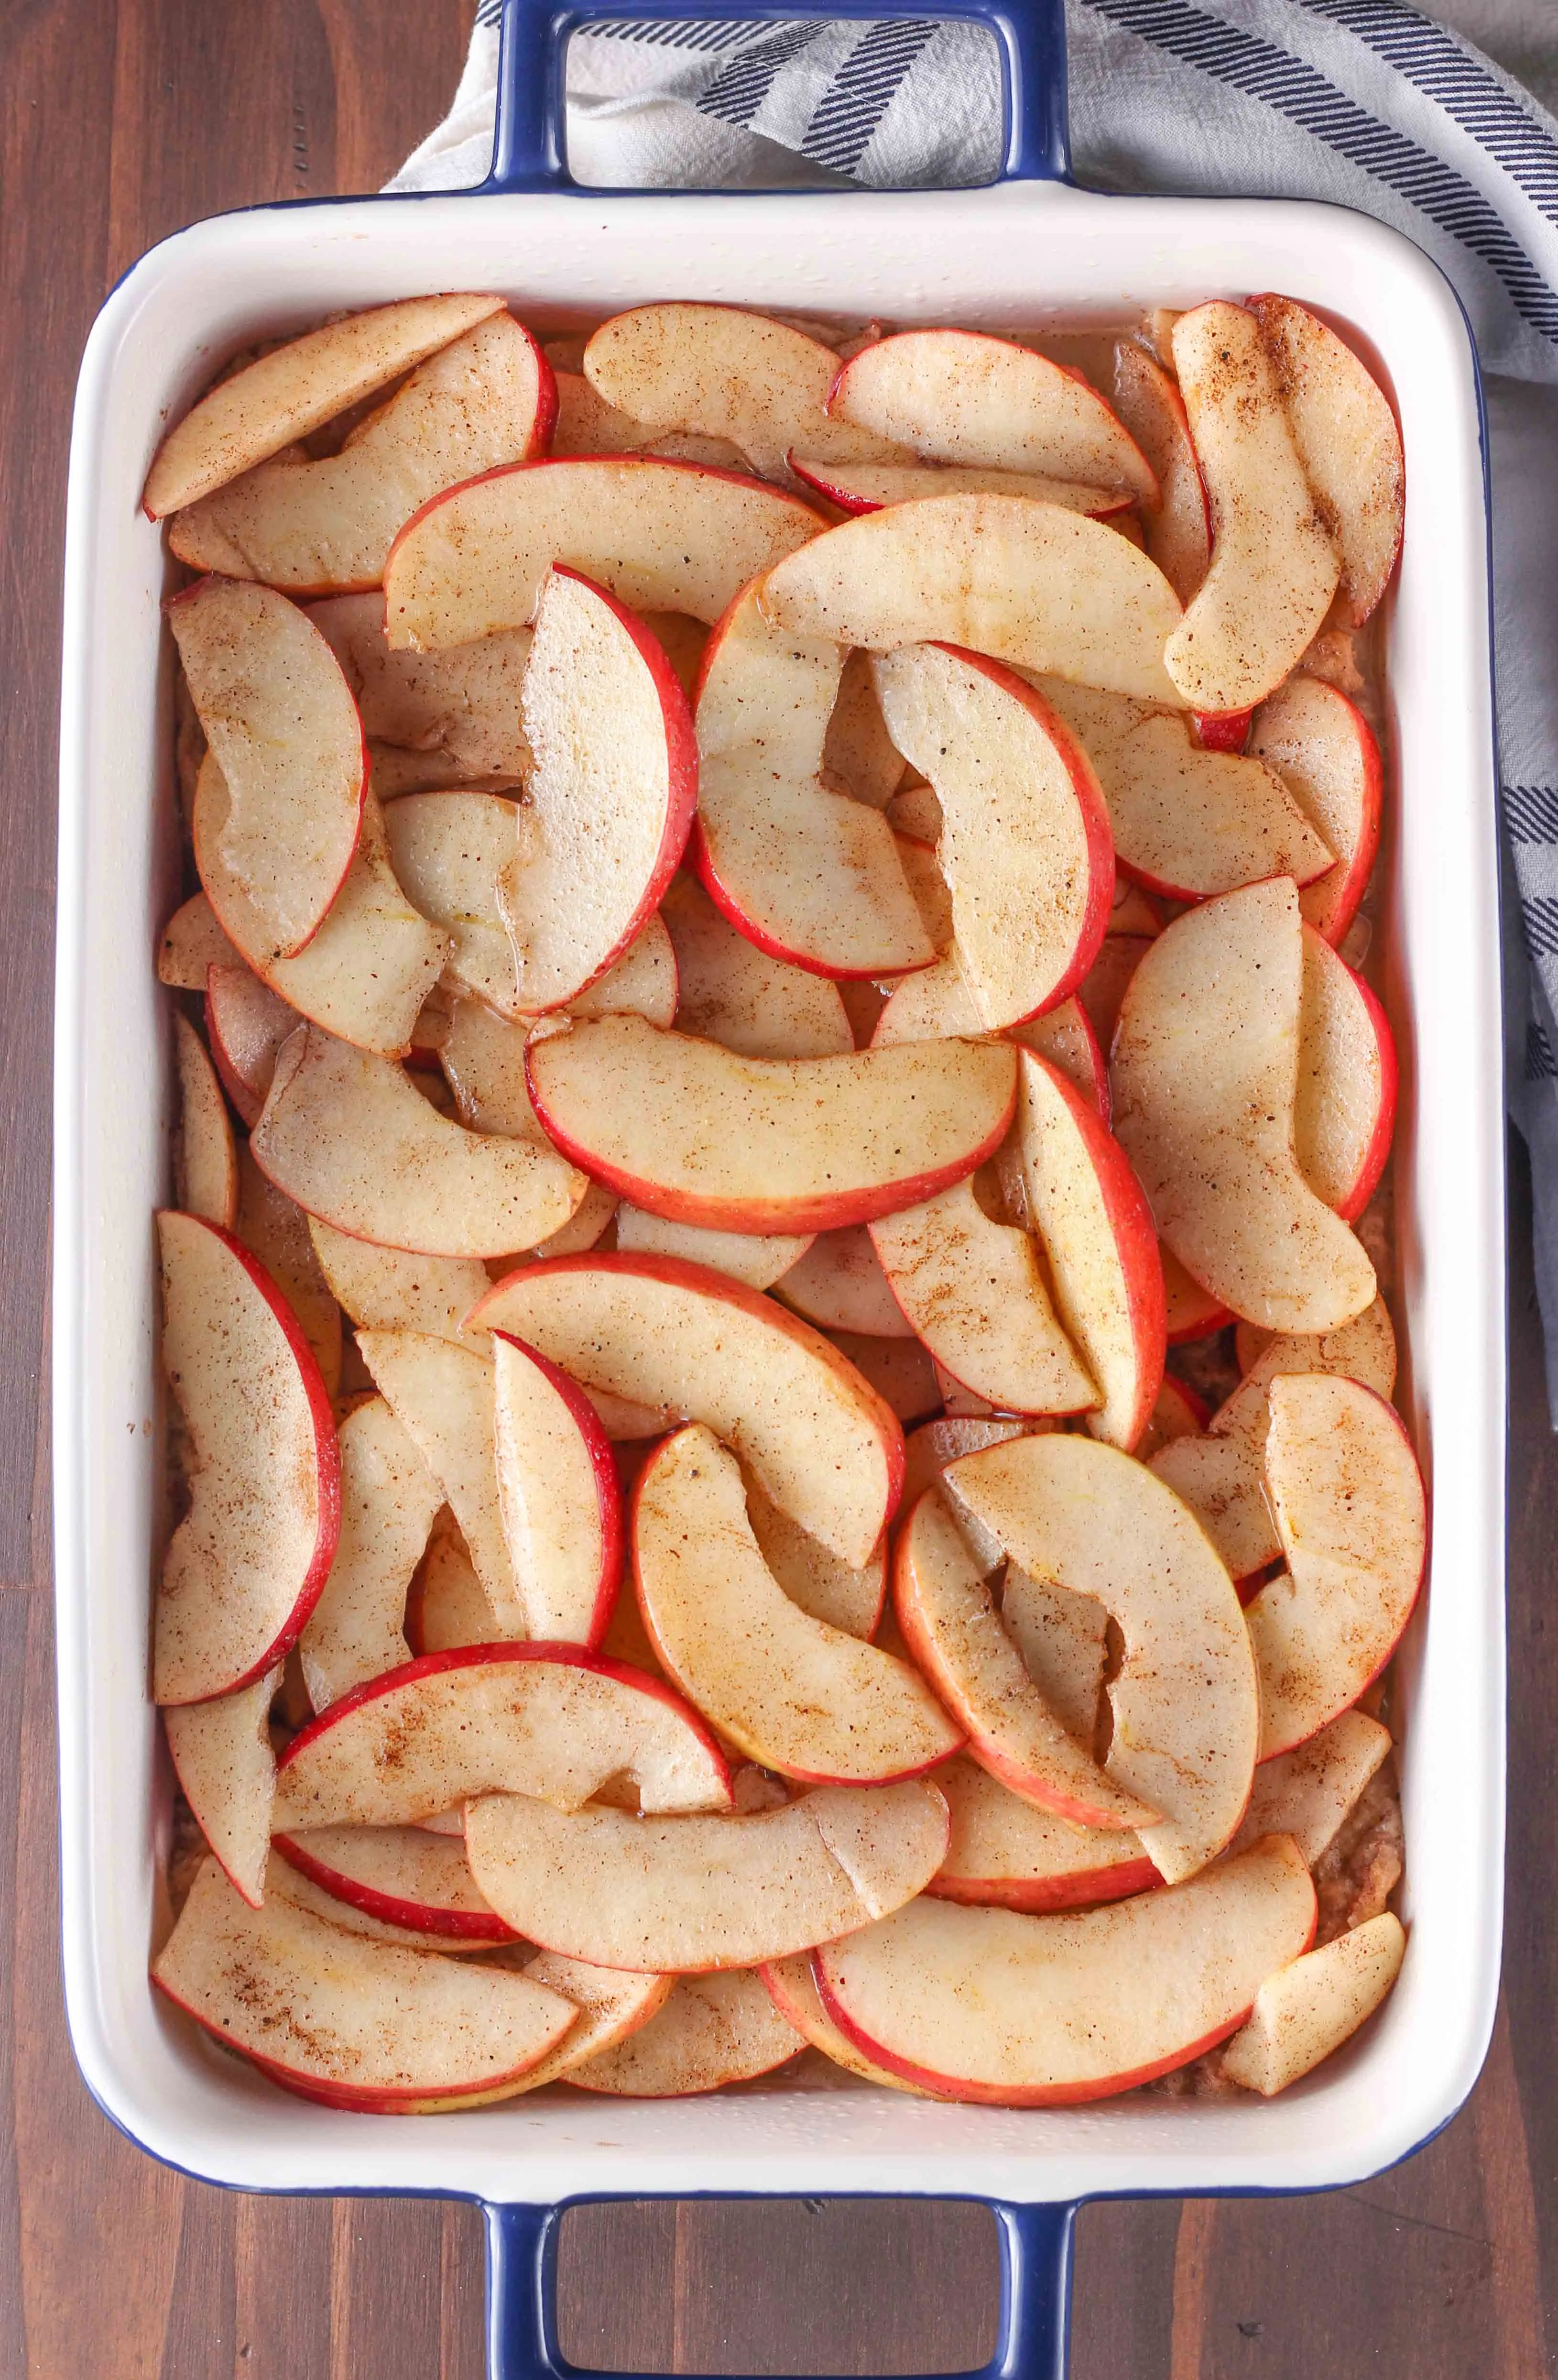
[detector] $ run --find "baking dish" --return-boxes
[54,1,1506,2370]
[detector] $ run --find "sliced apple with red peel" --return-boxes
[169,313,556,595]
[384,456,824,651]
[271,1824,518,1943]
[232,1149,342,1396]
[550,365,747,468]
[1014,1049,1166,1450]
[1110,342,1210,604]
[1078,932,1151,1054]
[1031,676,1332,902]
[168,577,366,956]
[691,580,933,982]
[163,1668,279,1907]
[463,1778,948,1971]
[173,1013,238,1228]
[566,1969,800,2095]
[661,872,852,1060]
[928,1755,1156,1915]
[871,645,1112,1028]
[1223,1910,1405,2096]
[872,955,1107,1119]
[159,891,242,990]
[815,1834,1315,2105]
[355,1330,525,1635]
[155,1212,340,1705]
[144,294,507,517]
[744,1479,885,1640]
[505,1956,675,2095]
[1163,1248,1232,1343]
[266,1844,477,1950]
[584,305,907,485]
[252,1024,587,1258]
[205,964,297,1130]
[308,592,533,781]
[527,1013,1017,1236]
[901,1417,1025,1520]
[1231,1708,1392,1863]
[309,1218,487,1348]
[273,1644,732,1831]
[297,1395,443,1710]
[1249,295,1404,628]
[1000,1562,1111,1745]
[615,1208,812,1293]
[761,1957,936,2095]
[1111,879,1376,1331]
[829,331,1157,503]
[382,791,523,1015]
[492,1332,621,1648]
[470,1253,903,1566]
[894,1489,1152,1830]
[1297,928,1397,1219]
[195,762,447,1054]
[1248,1375,1427,1760]
[633,1426,960,1786]
[947,1432,1259,1880]
[775,1226,914,1340]
[1134,1375,1209,1460]
[404,1513,500,1656]
[1144,1433,1276,1588]
[1164,304,1341,712]
[570,914,679,1027]
[153,1858,574,2110]
[759,495,1185,707]
[496,567,698,1012]
[1251,673,1384,947]
[791,457,1124,517]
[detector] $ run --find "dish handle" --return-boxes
[477,0,1070,192]
[483,2198,1077,2380]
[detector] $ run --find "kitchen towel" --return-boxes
[393,0,1558,1415]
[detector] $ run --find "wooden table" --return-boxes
[2,3,1548,2370]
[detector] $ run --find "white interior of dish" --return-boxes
[54,181,1504,2208]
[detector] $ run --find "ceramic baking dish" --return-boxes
[53,1,1506,2370]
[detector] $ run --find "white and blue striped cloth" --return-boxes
[393,0,1558,1415]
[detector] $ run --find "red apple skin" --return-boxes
[159,1213,343,1698]
[783,452,1133,522]
[1064,998,1111,1128]
[1193,709,1253,755]
[491,1327,623,1652]
[925,1859,1160,1915]
[1253,682,1384,949]
[269,1831,520,1942]
[217,2038,550,2113]
[1330,964,1398,1224]
[467,1250,907,1530]
[1167,1285,1234,1344]
[274,1639,733,1800]
[523,1040,1018,1236]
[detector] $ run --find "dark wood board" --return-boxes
[0,1,1546,2371]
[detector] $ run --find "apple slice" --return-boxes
[404,1513,501,1657]
[354,1330,525,1635]
[1014,1050,1166,1450]
[1248,1375,1427,1760]
[1078,932,1150,1054]
[382,791,524,1015]
[823,645,906,809]
[570,915,679,1028]
[614,1209,812,1293]
[633,1426,960,1785]
[901,1417,1025,1518]
[551,366,747,468]
[744,1480,885,1640]
[1110,879,1376,1331]
[761,1957,937,2094]
[775,1227,915,1339]
[759,495,1185,707]
[828,331,1157,502]
[1134,1375,1209,1460]
[143,294,507,516]
[251,1024,588,1258]
[163,1667,279,1907]
[470,1253,903,1566]
[497,568,698,1012]
[528,1014,1016,1236]
[815,1835,1316,2105]
[168,578,366,956]
[1163,1249,1232,1344]
[173,1013,238,1229]
[492,1332,621,1648]
[273,1644,732,1831]
[195,763,447,1054]
[309,1217,489,1346]
[159,891,242,990]
[691,580,934,981]
[1231,1708,1393,1864]
[790,458,1124,516]
[947,1432,1259,1880]
[309,592,533,781]
[566,1969,802,2095]
[297,1396,444,1710]
[463,1778,949,1971]
[204,964,298,1129]
[928,1754,1156,1914]
[169,313,556,595]
[232,1148,342,1396]
[153,1857,574,2109]
[266,1839,472,1948]
[1297,928,1396,1219]
[1223,1910,1405,2095]
[871,645,1112,1027]
[385,456,824,651]
[155,1213,339,1705]
[1164,304,1341,712]
[584,305,906,484]
[1249,295,1404,627]
[999,1561,1111,1744]
[662,875,852,1056]
[504,1956,675,2095]
[1250,673,1384,947]
[873,954,1107,1120]
[271,1823,517,1943]
[1109,342,1211,603]
[894,1488,1154,1830]
[835,1333,940,1428]
[1030,676,1332,902]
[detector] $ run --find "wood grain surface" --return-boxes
[0,2,1545,2373]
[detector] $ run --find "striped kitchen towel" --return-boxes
[392,0,1558,1415]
